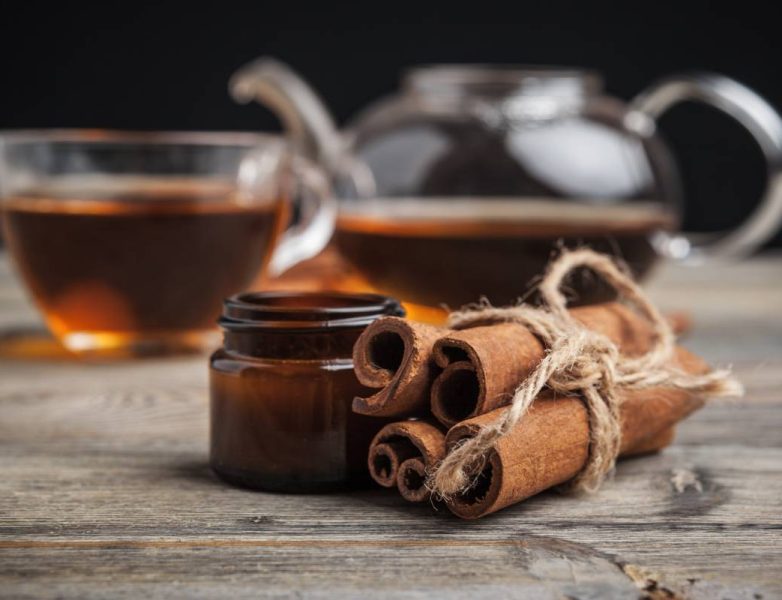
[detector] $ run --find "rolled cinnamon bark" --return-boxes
[368,441,420,488]
[397,458,432,502]
[443,346,707,519]
[353,305,687,421]
[666,310,692,337]
[353,317,445,417]
[431,302,664,427]
[367,420,446,501]
[624,425,676,456]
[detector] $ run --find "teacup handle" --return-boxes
[629,72,782,260]
[268,155,337,275]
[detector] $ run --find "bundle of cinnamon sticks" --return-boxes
[352,302,716,519]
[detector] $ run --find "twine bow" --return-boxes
[428,249,743,499]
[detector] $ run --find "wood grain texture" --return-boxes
[1,252,781,599]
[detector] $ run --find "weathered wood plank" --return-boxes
[0,363,779,597]
[1,540,645,600]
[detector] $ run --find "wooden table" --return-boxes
[1,252,780,599]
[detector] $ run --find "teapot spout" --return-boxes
[229,57,343,173]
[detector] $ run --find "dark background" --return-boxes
[2,1,781,247]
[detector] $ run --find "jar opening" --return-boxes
[404,65,602,98]
[220,291,405,331]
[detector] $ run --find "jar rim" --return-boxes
[219,291,405,331]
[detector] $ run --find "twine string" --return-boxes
[428,249,743,499]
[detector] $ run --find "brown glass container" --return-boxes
[209,291,404,492]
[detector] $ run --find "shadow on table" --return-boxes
[165,458,452,518]
[167,460,219,485]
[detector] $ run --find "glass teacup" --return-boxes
[0,130,335,356]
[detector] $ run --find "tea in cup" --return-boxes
[0,131,334,356]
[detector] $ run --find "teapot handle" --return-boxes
[229,57,344,173]
[629,73,782,260]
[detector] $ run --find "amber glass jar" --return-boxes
[209,291,404,492]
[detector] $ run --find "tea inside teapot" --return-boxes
[335,198,675,308]
[335,66,676,307]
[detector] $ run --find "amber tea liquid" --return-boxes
[2,178,285,354]
[335,199,677,308]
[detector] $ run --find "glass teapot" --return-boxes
[231,58,782,308]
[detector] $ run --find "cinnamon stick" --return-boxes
[443,346,707,519]
[353,305,688,422]
[397,458,432,502]
[367,441,419,488]
[431,302,663,427]
[367,420,446,502]
[353,317,444,417]
[624,426,676,456]
[667,310,692,337]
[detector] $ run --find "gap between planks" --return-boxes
[1,538,532,550]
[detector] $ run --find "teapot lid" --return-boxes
[403,65,603,98]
